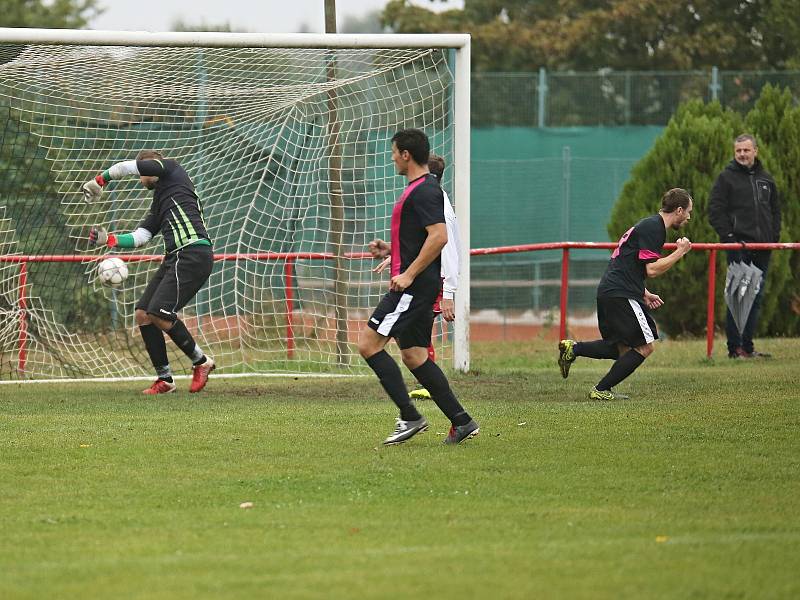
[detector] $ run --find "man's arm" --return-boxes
[389,223,447,292]
[441,195,460,300]
[771,182,782,242]
[89,226,153,249]
[82,160,140,202]
[368,238,391,259]
[643,288,664,310]
[82,159,173,202]
[708,175,734,240]
[645,238,692,277]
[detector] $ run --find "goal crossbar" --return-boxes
[0,28,470,49]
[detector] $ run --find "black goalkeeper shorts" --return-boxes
[597,296,659,348]
[136,244,214,322]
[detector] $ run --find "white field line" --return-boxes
[0,372,366,385]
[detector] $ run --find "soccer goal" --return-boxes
[0,28,470,381]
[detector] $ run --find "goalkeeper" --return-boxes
[83,150,215,395]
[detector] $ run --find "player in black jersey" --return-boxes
[83,150,215,394]
[359,129,478,445]
[558,188,693,400]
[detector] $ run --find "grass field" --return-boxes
[1,338,799,599]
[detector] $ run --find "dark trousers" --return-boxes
[725,249,771,354]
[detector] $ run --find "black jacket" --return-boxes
[708,159,781,243]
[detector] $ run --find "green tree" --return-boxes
[745,85,800,335]
[382,0,800,71]
[0,0,101,28]
[608,100,741,336]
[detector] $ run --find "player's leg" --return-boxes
[559,298,619,378]
[409,314,438,400]
[398,310,478,445]
[359,292,426,445]
[147,246,216,392]
[135,263,175,394]
[724,250,744,357]
[590,298,657,400]
[410,294,441,399]
[740,251,771,356]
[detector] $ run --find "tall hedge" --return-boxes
[610,90,800,337]
[746,85,800,335]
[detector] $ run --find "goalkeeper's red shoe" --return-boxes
[142,379,176,395]
[189,357,215,393]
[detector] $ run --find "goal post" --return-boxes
[0,28,470,380]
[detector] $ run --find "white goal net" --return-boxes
[0,30,470,380]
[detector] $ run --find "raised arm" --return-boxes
[82,159,171,203]
[645,238,692,277]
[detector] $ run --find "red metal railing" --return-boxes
[5,241,799,373]
[472,241,800,357]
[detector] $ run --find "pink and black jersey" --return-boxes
[597,214,665,300]
[389,173,445,291]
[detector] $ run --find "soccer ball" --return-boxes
[97,257,128,287]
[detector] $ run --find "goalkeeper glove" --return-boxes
[89,226,117,248]
[82,174,107,203]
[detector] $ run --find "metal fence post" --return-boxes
[706,249,717,358]
[559,248,570,340]
[561,146,571,243]
[538,67,547,128]
[624,70,632,125]
[709,66,721,101]
[18,262,27,375]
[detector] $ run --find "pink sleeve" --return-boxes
[638,249,660,261]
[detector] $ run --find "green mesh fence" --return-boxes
[473,70,800,127]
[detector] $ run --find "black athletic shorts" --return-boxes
[135,243,214,322]
[368,287,438,349]
[597,296,659,348]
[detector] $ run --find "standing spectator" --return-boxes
[709,134,781,359]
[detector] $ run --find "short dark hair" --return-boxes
[391,129,430,166]
[735,133,757,148]
[136,149,164,161]
[661,188,692,213]
[428,154,446,179]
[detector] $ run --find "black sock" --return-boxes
[596,350,646,391]
[410,359,471,426]
[575,340,619,360]
[139,324,169,374]
[166,319,205,364]
[365,350,421,422]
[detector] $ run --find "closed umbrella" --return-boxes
[724,260,763,335]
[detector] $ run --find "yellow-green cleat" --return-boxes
[409,388,431,400]
[558,339,577,379]
[588,387,630,401]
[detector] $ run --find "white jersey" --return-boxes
[441,190,460,300]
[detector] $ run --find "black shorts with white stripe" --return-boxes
[597,296,659,348]
[368,289,437,349]
[135,243,214,322]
